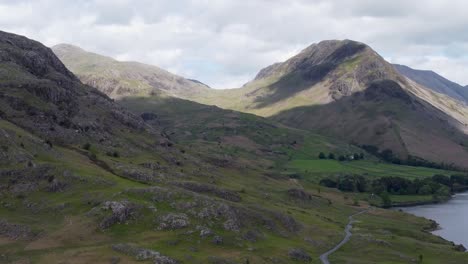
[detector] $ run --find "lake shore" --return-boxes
[396,192,468,252]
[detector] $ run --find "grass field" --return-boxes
[288,159,454,180]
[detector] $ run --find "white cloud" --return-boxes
[1,0,468,87]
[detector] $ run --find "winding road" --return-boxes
[319,208,371,264]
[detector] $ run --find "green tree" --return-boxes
[432,174,451,187]
[353,196,360,206]
[380,191,392,208]
[318,152,326,159]
[328,153,335,159]
[433,186,450,201]
[418,185,432,195]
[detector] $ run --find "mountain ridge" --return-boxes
[394,63,468,104]
[52,43,211,99]
[51,39,468,168]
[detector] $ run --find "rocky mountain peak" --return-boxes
[0,31,77,82]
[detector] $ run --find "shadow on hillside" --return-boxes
[251,42,367,108]
[270,79,468,169]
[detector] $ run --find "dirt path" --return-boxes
[319,208,370,264]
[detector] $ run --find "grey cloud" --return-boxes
[1,0,468,87]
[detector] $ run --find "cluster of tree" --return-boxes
[318,152,364,161]
[319,174,467,199]
[361,145,461,171]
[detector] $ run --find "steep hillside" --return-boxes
[273,79,468,168]
[193,40,405,116]
[52,44,210,99]
[0,32,163,155]
[394,64,468,104]
[202,40,468,168]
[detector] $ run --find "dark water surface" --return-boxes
[398,192,468,247]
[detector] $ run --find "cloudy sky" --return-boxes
[1,0,468,88]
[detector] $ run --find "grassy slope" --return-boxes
[115,95,467,263]
[1,99,467,263]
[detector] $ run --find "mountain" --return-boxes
[394,64,468,104]
[0,31,161,152]
[230,40,468,168]
[3,30,468,264]
[193,40,404,116]
[52,40,468,168]
[52,44,211,99]
[204,40,468,168]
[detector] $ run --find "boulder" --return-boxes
[157,213,190,230]
[288,248,311,262]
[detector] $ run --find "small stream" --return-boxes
[397,192,468,248]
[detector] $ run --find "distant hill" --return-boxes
[394,64,468,104]
[52,44,211,99]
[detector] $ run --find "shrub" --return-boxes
[83,142,91,150]
[320,178,337,188]
[45,139,53,148]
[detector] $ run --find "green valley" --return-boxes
[0,25,467,264]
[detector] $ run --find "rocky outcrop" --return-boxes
[173,181,241,202]
[287,188,312,201]
[212,235,223,245]
[99,201,140,229]
[157,213,190,230]
[288,248,312,262]
[0,219,36,240]
[112,243,178,263]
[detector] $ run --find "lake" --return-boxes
[398,192,468,248]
